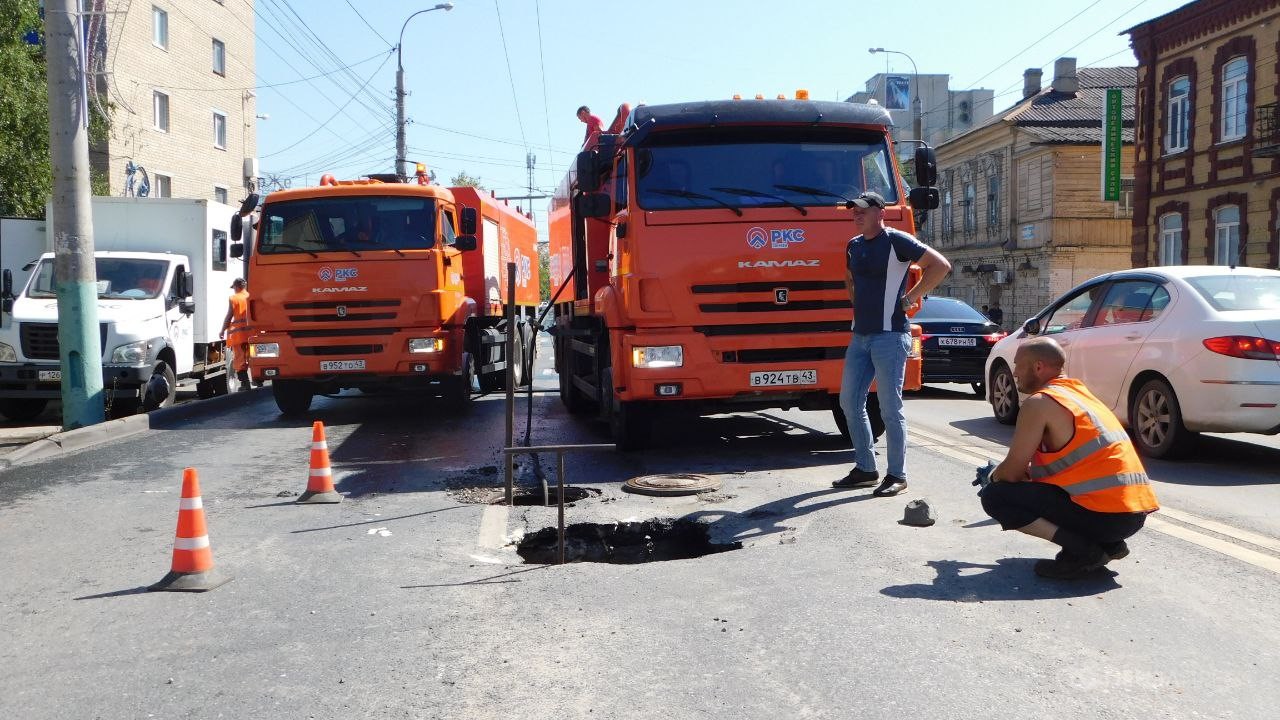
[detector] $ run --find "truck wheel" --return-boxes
[603,368,650,450]
[517,323,536,387]
[831,394,884,443]
[478,369,505,394]
[444,355,474,410]
[558,349,592,414]
[0,398,48,423]
[196,379,216,399]
[272,379,313,416]
[142,362,177,412]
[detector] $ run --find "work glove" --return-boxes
[973,460,997,495]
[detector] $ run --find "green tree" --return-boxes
[538,244,550,302]
[450,171,482,188]
[0,0,52,217]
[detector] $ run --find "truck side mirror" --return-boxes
[238,193,259,216]
[454,235,477,251]
[181,272,194,298]
[908,186,939,210]
[460,207,478,235]
[2,269,12,298]
[576,192,611,219]
[914,146,938,187]
[230,243,244,258]
[230,214,242,240]
[576,150,602,192]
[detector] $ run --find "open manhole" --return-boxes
[623,473,721,497]
[515,519,741,565]
[493,486,601,506]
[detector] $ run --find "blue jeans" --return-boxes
[839,331,910,479]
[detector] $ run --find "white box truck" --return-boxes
[0,197,245,420]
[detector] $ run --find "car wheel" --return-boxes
[0,398,48,422]
[990,362,1019,425]
[1130,377,1196,459]
[142,362,177,412]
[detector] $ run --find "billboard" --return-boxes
[886,76,910,111]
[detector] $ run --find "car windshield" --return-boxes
[1186,275,1280,311]
[634,126,898,211]
[259,195,439,254]
[914,297,989,323]
[26,257,169,300]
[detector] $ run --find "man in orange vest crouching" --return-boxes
[220,278,251,390]
[982,337,1159,580]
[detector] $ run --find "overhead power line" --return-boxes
[261,51,394,158]
[493,0,529,150]
[344,0,393,48]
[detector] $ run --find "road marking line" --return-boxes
[907,428,995,466]
[477,505,509,549]
[1156,507,1280,555]
[1146,516,1280,575]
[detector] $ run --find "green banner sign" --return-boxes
[1102,88,1123,202]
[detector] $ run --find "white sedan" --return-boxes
[984,265,1280,459]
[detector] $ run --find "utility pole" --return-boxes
[45,0,105,430]
[526,153,536,198]
[395,3,453,180]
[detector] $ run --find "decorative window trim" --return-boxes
[1204,192,1248,264]
[1159,58,1197,156]
[1165,75,1191,154]
[1211,38,1255,146]
[1153,199,1189,265]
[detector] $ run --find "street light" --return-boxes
[869,47,922,145]
[396,3,454,180]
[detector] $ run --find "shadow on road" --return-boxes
[74,586,152,600]
[686,488,878,543]
[880,558,1121,602]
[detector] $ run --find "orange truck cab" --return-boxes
[549,97,938,448]
[232,174,539,415]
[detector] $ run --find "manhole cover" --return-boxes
[516,519,741,564]
[623,473,721,497]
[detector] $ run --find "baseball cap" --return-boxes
[850,191,887,209]
[230,278,246,288]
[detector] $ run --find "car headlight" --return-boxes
[250,342,280,358]
[110,340,150,364]
[408,338,444,353]
[632,345,683,368]
[0,342,15,362]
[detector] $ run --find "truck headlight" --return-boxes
[632,345,683,369]
[250,342,280,358]
[408,338,444,353]
[110,340,150,364]
[0,342,15,362]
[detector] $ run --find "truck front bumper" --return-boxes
[247,328,465,384]
[0,363,152,399]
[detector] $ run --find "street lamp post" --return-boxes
[396,3,453,180]
[869,47,922,145]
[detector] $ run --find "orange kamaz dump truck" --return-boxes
[232,173,539,415]
[548,95,937,449]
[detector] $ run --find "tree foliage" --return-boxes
[450,171,482,188]
[0,0,52,217]
[538,244,550,302]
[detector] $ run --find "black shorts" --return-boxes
[980,480,1147,543]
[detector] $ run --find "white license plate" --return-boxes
[319,359,366,372]
[749,369,817,387]
[38,370,61,381]
[938,337,978,347]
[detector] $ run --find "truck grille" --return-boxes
[722,347,846,363]
[283,300,401,310]
[691,280,845,294]
[20,323,109,360]
[694,321,849,337]
[699,299,850,313]
[296,344,384,356]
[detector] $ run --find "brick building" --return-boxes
[88,0,258,203]
[1127,0,1280,269]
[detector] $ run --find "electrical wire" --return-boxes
[344,0,393,48]
[260,51,394,158]
[150,50,391,93]
[493,0,529,150]
[534,0,558,189]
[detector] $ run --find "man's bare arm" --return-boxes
[992,394,1053,482]
[905,245,951,305]
[845,269,856,310]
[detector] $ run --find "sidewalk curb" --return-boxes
[0,387,267,471]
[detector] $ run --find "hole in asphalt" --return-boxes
[515,519,742,565]
[498,487,600,506]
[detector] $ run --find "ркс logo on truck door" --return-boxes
[746,226,807,250]
[313,265,367,293]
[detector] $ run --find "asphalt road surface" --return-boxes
[2,336,1277,719]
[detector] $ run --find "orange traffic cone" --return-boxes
[298,421,342,504]
[149,468,231,592]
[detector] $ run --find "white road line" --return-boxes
[1156,507,1280,555]
[477,505,510,550]
[1146,516,1280,575]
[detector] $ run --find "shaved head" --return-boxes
[1018,337,1066,370]
[1011,337,1066,393]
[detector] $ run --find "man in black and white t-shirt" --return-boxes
[834,191,951,497]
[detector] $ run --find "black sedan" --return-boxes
[914,296,1006,395]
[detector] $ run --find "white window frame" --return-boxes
[1165,76,1190,154]
[1214,205,1240,265]
[153,172,173,199]
[1221,57,1248,142]
[213,110,228,150]
[152,90,169,132]
[212,38,226,76]
[213,185,229,204]
[1158,213,1182,266]
[152,6,168,50]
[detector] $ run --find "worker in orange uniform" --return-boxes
[220,278,252,390]
[982,337,1159,580]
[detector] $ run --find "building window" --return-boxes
[986,176,999,227]
[1214,205,1240,265]
[1158,213,1182,266]
[212,39,226,76]
[1221,57,1248,142]
[152,7,168,49]
[941,190,952,239]
[963,182,976,233]
[214,186,228,204]
[1117,177,1135,217]
[1165,76,1190,153]
[213,111,227,149]
[154,173,172,198]
[153,91,169,132]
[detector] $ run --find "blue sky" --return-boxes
[251,0,1192,237]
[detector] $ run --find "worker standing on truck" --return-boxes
[834,191,951,497]
[220,278,251,390]
[577,105,604,149]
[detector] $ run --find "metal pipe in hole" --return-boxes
[557,451,566,565]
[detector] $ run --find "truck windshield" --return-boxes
[259,196,439,254]
[634,127,899,212]
[27,258,169,300]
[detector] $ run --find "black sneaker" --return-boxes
[1034,547,1109,579]
[872,475,908,497]
[1101,540,1129,561]
[833,467,879,488]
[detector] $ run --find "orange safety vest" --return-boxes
[1030,378,1159,514]
[227,290,251,347]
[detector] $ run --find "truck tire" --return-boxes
[196,379,216,399]
[272,379,313,416]
[142,362,177,412]
[558,347,593,414]
[0,398,48,423]
[830,394,885,443]
[510,326,527,388]
[602,368,650,450]
[443,355,475,410]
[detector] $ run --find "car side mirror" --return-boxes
[1023,318,1041,335]
[2,269,12,298]
[460,207,478,235]
[576,191,611,218]
[454,235,477,251]
[914,145,938,187]
[909,186,939,210]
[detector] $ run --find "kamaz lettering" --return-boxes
[737,259,821,268]
[311,286,369,293]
